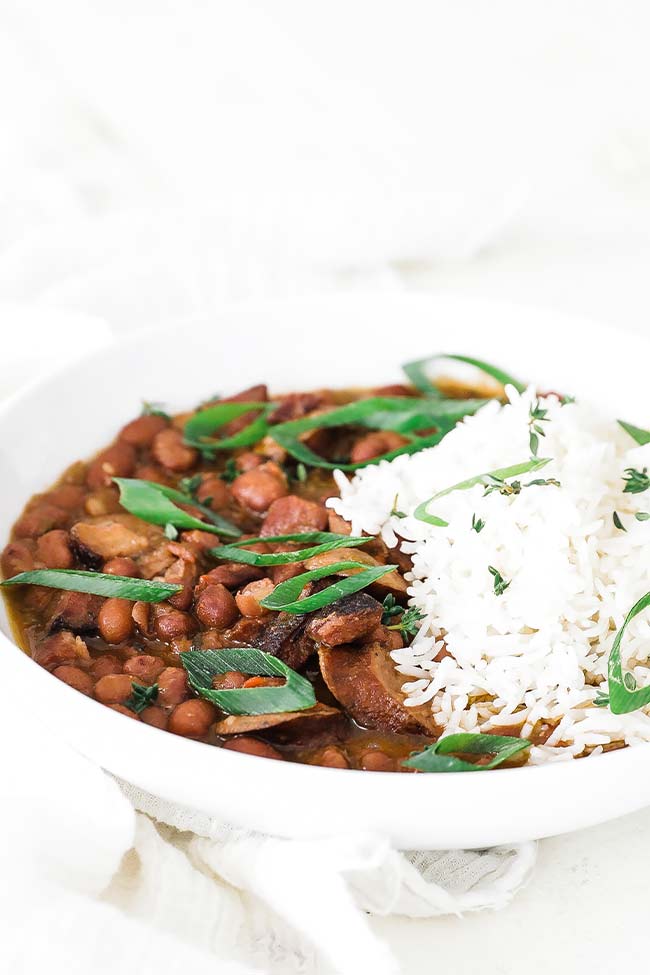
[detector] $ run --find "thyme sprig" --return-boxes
[471,513,486,533]
[386,606,425,637]
[125,682,159,714]
[623,467,650,495]
[488,565,511,596]
[528,399,549,457]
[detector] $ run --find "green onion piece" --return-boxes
[618,420,650,446]
[402,354,526,396]
[402,733,530,772]
[414,457,552,526]
[270,396,487,471]
[0,569,180,602]
[180,648,316,715]
[260,561,398,614]
[114,478,241,539]
[183,402,271,452]
[606,592,650,714]
[209,532,370,566]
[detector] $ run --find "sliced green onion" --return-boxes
[180,648,316,715]
[210,532,370,566]
[414,458,552,526]
[402,354,526,396]
[606,592,650,714]
[0,569,180,602]
[114,478,241,539]
[402,733,530,772]
[618,420,650,446]
[260,561,398,614]
[270,396,487,470]
[183,402,271,452]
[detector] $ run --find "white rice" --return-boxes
[329,386,650,763]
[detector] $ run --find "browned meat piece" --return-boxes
[43,484,87,510]
[33,630,90,669]
[14,503,68,539]
[217,383,268,438]
[318,641,438,735]
[36,530,74,570]
[267,391,332,424]
[261,495,327,536]
[49,591,103,634]
[137,541,175,579]
[197,563,264,591]
[235,578,275,617]
[214,703,345,743]
[71,514,160,561]
[164,557,199,610]
[252,613,315,670]
[327,511,352,536]
[151,428,198,472]
[86,442,136,489]
[231,462,288,513]
[305,592,383,647]
[119,413,168,447]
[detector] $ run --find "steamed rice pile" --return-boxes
[329,387,650,763]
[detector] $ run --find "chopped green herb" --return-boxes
[181,648,316,715]
[613,511,627,532]
[559,394,576,406]
[296,462,308,483]
[414,458,551,527]
[593,689,610,707]
[114,477,241,539]
[471,513,486,533]
[401,354,525,397]
[636,512,650,522]
[178,473,203,498]
[141,401,171,420]
[0,569,180,602]
[125,682,159,714]
[391,494,407,519]
[260,561,398,614]
[605,591,650,714]
[488,565,510,596]
[386,606,425,637]
[381,593,402,624]
[528,398,549,457]
[402,732,530,772]
[623,467,650,495]
[164,522,179,540]
[618,420,650,446]
[220,458,239,483]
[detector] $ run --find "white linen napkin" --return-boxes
[0,309,535,975]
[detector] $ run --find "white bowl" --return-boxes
[3,293,650,850]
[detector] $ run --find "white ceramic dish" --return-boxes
[3,293,650,850]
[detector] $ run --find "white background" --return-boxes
[2,1,650,971]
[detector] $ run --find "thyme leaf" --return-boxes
[488,565,510,596]
[623,467,650,494]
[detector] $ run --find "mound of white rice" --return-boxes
[329,387,650,763]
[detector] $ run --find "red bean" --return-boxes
[153,605,196,641]
[44,484,87,510]
[156,667,190,706]
[151,428,198,472]
[231,462,288,513]
[123,654,165,684]
[196,475,231,510]
[236,452,263,473]
[86,443,136,489]
[222,737,283,760]
[95,674,134,704]
[140,706,168,729]
[358,748,395,771]
[235,578,275,617]
[53,665,94,696]
[98,598,135,644]
[90,655,123,678]
[195,584,239,628]
[103,556,140,577]
[168,699,217,738]
[350,431,408,464]
[14,504,68,539]
[1,539,35,577]
[109,704,139,720]
[36,530,74,569]
[312,746,350,769]
[261,495,327,536]
[119,413,168,447]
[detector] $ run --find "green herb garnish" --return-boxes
[623,467,650,494]
[220,458,239,483]
[177,473,203,498]
[471,513,486,533]
[636,512,650,522]
[0,569,180,602]
[114,478,241,539]
[528,398,549,457]
[181,648,316,715]
[390,494,407,519]
[401,354,526,397]
[210,532,370,567]
[183,401,272,455]
[618,420,650,446]
[488,565,510,596]
[125,682,159,714]
[604,592,650,714]
[414,458,551,527]
[260,561,398,614]
[613,511,627,532]
[386,606,425,637]
[269,397,487,471]
[295,463,308,483]
[402,732,530,772]
[141,401,171,420]
[381,593,402,624]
